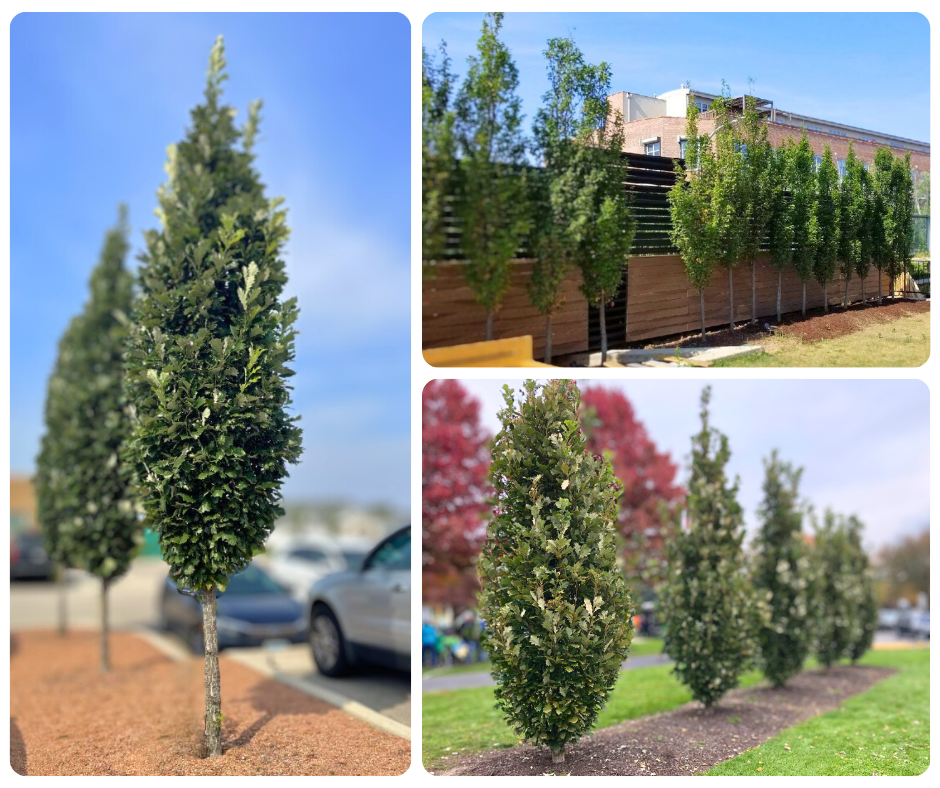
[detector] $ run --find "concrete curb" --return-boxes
[132,626,193,663]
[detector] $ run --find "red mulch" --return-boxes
[10,630,410,776]
[437,664,893,776]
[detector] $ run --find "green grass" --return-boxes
[422,644,758,770]
[713,312,929,367]
[706,649,929,776]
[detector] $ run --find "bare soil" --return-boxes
[438,664,893,776]
[10,629,410,776]
[645,299,930,349]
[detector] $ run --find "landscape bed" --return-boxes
[10,630,410,776]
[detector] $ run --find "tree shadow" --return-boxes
[10,717,27,775]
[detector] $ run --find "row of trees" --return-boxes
[459,380,877,762]
[35,37,302,758]
[423,14,635,362]
[669,86,917,338]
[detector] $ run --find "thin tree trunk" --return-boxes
[751,260,756,322]
[776,270,782,323]
[552,746,565,764]
[728,266,734,331]
[699,290,706,340]
[599,294,608,365]
[544,315,553,365]
[100,577,110,672]
[878,270,883,304]
[485,310,494,342]
[801,282,806,316]
[861,276,865,304]
[57,563,67,636]
[822,282,828,313]
[202,587,223,757]
[843,273,850,307]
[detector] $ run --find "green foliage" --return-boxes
[454,13,531,329]
[886,152,915,285]
[124,37,302,593]
[767,143,795,273]
[854,164,875,285]
[479,380,634,758]
[813,146,841,298]
[422,42,458,277]
[737,94,774,268]
[751,450,811,688]
[845,515,878,662]
[710,87,746,283]
[838,143,865,289]
[659,387,762,708]
[789,132,818,287]
[35,207,139,580]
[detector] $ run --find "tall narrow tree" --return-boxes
[479,380,634,764]
[422,42,458,279]
[854,164,875,303]
[845,515,878,663]
[838,143,865,307]
[454,13,530,340]
[658,387,761,708]
[813,146,840,313]
[870,147,895,304]
[790,132,818,316]
[36,207,139,667]
[766,143,795,322]
[751,450,811,688]
[886,152,915,298]
[124,38,302,757]
[812,510,860,668]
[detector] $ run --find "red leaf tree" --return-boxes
[422,380,492,608]
[581,386,685,590]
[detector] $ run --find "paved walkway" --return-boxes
[423,652,673,693]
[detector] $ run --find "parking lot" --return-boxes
[10,557,410,734]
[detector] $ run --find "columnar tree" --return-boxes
[581,386,684,592]
[845,515,878,663]
[813,146,840,312]
[871,147,895,303]
[766,143,795,322]
[838,143,865,307]
[669,101,718,338]
[658,387,761,708]
[479,380,634,764]
[454,13,530,340]
[530,36,613,363]
[737,92,774,323]
[422,380,491,608]
[751,450,811,688]
[422,42,458,278]
[124,38,302,757]
[789,132,818,316]
[36,208,139,664]
[811,510,860,668]
[885,152,915,298]
[854,164,875,303]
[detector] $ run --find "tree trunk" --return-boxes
[485,310,494,342]
[776,270,782,323]
[552,746,565,764]
[878,270,883,304]
[599,294,608,365]
[822,282,828,313]
[57,563,68,636]
[843,273,850,307]
[544,314,553,365]
[100,577,110,672]
[861,277,865,304]
[202,587,223,757]
[728,266,734,331]
[699,290,706,340]
[751,260,757,322]
[801,282,806,316]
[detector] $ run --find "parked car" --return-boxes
[878,608,900,630]
[160,562,306,653]
[265,536,373,596]
[10,531,54,581]
[911,611,930,640]
[307,525,410,676]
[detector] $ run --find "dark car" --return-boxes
[11,532,54,581]
[160,562,307,653]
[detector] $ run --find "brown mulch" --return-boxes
[645,299,930,349]
[10,630,410,776]
[439,664,893,776]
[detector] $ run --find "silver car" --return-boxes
[307,525,410,676]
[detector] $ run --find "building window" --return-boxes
[837,159,847,180]
[813,155,822,172]
[679,139,687,159]
[695,101,710,113]
[644,139,661,156]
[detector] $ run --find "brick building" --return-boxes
[609,84,929,181]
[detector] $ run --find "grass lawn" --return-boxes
[422,637,664,676]
[706,649,929,776]
[713,312,929,367]
[422,645,759,770]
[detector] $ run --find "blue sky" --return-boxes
[458,379,930,551]
[423,12,930,143]
[10,13,411,509]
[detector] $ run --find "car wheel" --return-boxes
[310,604,349,677]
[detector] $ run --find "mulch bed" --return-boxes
[437,664,893,776]
[644,299,930,349]
[10,630,410,776]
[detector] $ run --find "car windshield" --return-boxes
[342,552,368,570]
[221,564,286,596]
